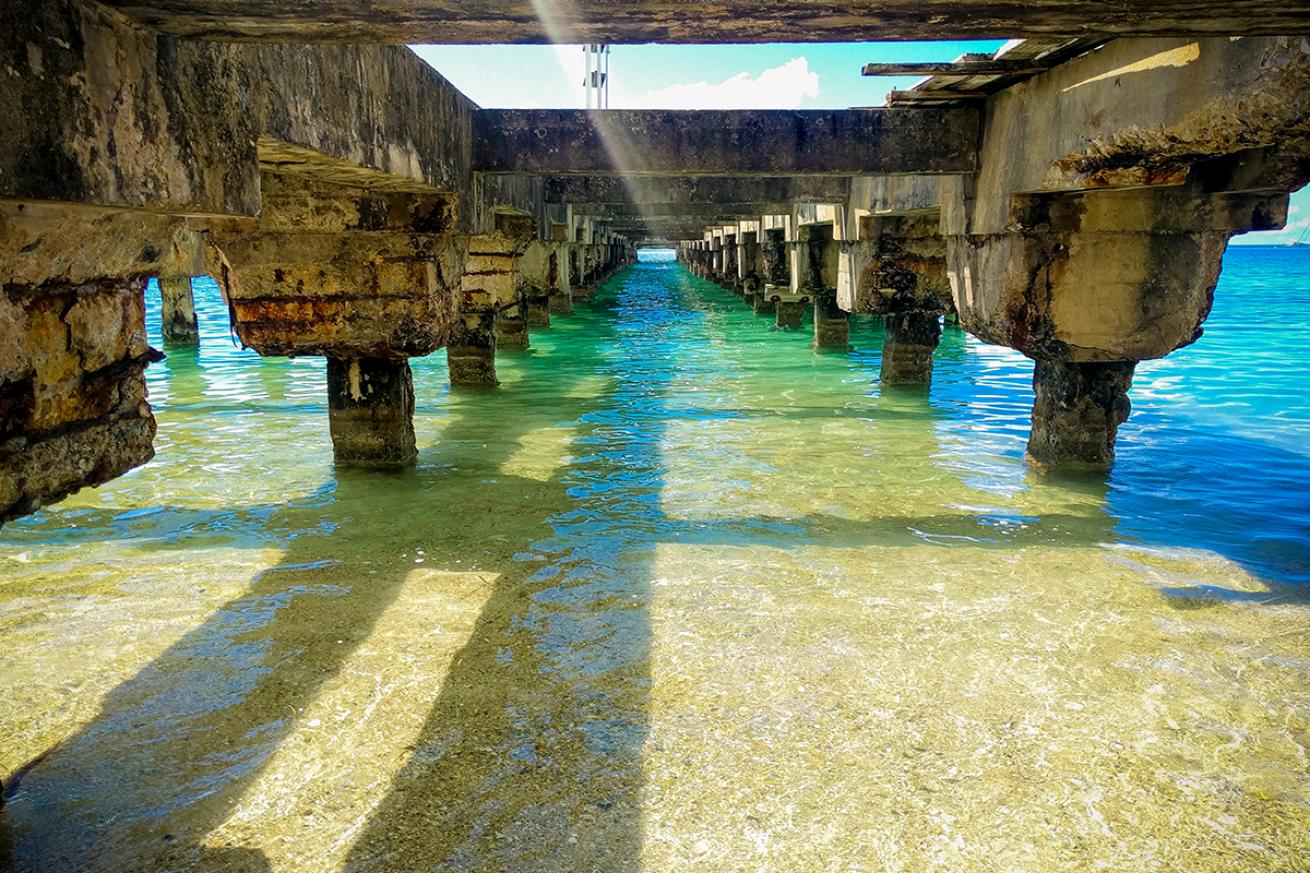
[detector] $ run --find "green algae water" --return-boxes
[2,248,1309,871]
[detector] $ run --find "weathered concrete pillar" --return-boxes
[813,293,849,349]
[742,276,759,307]
[761,228,789,284]
[495,288,530,350]
[158,277,200,345]
[1,204,199,523]
[518,239,553,328]
[946,182,1292,468]
[881,310,942,385]
[448,311,498,386]
[326,356,417,466]
[568,245,585,299]
[775,300,806,330]
[451,230,527,386]
[800,225,847,349]
[756,226,789,316]
[525,291,551,328]
[723,232,740,291]
[1027,361,1135,469]
[548,243,573,314]
[846,211,952,384]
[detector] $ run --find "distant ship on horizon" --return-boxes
[1287,224,1310,247]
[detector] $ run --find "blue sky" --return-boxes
[412,42,1309,244]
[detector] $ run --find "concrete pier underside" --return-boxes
[1,1,1309,513]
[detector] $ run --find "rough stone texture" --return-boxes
[1027,360,1136,470]
[851,215,952,316]
[210,173,465,359]
[1,278,159,523]
[1,204,206,288]
[447,311,497,387]
[3,1,480,217]
[881,310,943,386]
[494,291,530,350]
[947,184,1287,362]
[775,300,806,330]
[517,239,552,328]
[325,356,417,467]
[942,38,1310,362]
[474,109,979,176]
[214,229,464,359]
[158,278,199,345]
[525,295,551,329]
[100,1,1310,42]
[0,0,256,214]
[761,230,790,287]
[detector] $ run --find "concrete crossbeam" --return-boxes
[474,109,980,176]
[102,1,1310,43]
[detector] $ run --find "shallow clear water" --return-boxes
[1,248,1308,871]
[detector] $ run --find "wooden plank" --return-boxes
[863,60,1047,76]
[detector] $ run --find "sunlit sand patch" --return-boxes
[0,547,283,779]
[640,542,1310,872]
[560,373,615,401]
[497,426,579,482]
[659,415,997,524]
[200,569,496,871]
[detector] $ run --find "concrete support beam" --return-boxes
[326,356,417,467]
[519,239,554,328]
[211,175,462,360]
[475,109,979,176]
[775,300,806,330]
[0,204,205,524]
[941,37,1310,468]
[494,290,531,350]
[0,276,161,523]
[448,312,498,387]
[545,176,852,206]
[101,1,1310,43]
[3,2,478,218]
[158,278,200,346]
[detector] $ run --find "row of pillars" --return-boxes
[677,218,1123,471]
[158,238,635,469]
[678,226,941,388]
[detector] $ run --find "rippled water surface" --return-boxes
[2,248,1309,871]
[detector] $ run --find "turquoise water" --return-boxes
[1,246,1308,870]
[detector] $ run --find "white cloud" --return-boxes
[627,58,819,110]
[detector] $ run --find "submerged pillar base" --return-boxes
[881,310,942,385]
[525,294,551,329]
[448,312,498,387]
[813,290,849,350]
[548,287,573,315]
[775,300,806,330]
[326,356,417,468]
[1027,360,1136,470]
[754,294,776,317]
[159,277,200,345]
[496,304,530,350]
